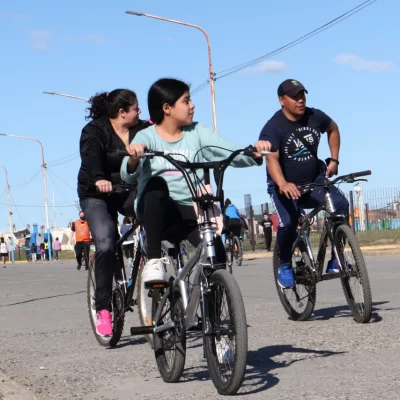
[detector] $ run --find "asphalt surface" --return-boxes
[0,255,399,400]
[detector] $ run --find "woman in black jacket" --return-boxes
[78,89,151,338]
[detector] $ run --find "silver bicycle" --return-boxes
[128,145,267,395]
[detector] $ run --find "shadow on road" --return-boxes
[181,344,344,395]
[109,335,148,349]
[239,344,345,395]
[312,301,390,323]
[0,290,86,307]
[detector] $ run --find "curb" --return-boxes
[243,247,400,261]
[0,372,37,400]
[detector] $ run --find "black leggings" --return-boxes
[137,177,201,259]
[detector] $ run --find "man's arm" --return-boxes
[326,120,340,177]
[266,152,300,200]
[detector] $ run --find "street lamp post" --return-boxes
[0,133,52,260]
[0,165,15,263]
[43,92,89,101]
[125,10,217,132]
[0,165,12,235]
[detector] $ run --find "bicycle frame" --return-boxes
[293,188,347,280]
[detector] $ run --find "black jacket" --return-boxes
[77,115,151,206]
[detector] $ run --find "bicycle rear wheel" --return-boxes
[203,269,248,395]
[87,257,124,347]
[335,224,372,323]
[273,241,316,321]
[137,243,176,348]
[233,236,243,267]
[225,237,233,273]
[152,288,186,383]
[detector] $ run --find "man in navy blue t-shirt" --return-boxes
[259,79,349,289]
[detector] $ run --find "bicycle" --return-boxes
[127,145,266,395]
[225,231,243,270]
[272,170,373,323]
[86,185,173,348]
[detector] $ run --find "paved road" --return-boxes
[0,255,399,400]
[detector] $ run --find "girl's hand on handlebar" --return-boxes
[95,180,113,193]
[253,140,272,157]
[126,143,147,165]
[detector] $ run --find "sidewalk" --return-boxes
[243,243,400,260]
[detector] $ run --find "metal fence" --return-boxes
[240,187,400,251]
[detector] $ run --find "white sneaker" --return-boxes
[216,340,234,364]
[142,258,169,283]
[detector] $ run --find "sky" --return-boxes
[0,0,398,231]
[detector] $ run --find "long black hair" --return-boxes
[147,78,190,124]
[85,89,138,120]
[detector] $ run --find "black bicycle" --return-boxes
[86,186,179,348]
[273,170,373,323]
[225,231,243,270]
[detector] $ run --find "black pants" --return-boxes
[228,219,242,238]
[137,177,201,259]
[264,229,272,251]
[74,242,90,267]
[80,197,119,312]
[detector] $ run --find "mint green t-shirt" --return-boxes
[121,122,262,206]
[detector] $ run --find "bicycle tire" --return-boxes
[152,288,186,383]
[273,242,316,321]
[87,258,124,347]
[335,224,372,323]
[233,236,243,267]
[203,269,248,395]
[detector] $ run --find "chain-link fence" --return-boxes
[240,187,400,251]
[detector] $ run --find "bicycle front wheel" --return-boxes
[335,224,372,323]
[273,241,316,321]
[203,269,248,395]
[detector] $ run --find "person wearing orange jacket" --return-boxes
[70,211,91,270]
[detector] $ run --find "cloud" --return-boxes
[28,30,51,52]
[243,60,287,73]
[334,53,398,72]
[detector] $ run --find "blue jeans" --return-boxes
[269,173,349,264]
[80,197,119,312]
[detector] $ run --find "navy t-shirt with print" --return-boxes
[259,107,331,187]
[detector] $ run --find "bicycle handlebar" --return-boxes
[116,145,274,207]
[298,170,372,194]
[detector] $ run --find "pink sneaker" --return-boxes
[96,310,112,337]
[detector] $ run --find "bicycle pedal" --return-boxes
[144,281,169,290]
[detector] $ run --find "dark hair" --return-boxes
[123,217,131,224]
[0,237,4,243]
[56,237,59,240]
[148,78,190,124]
[86,89,138,120]
[224,199,232,208]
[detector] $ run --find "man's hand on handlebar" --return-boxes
[126,143,147,165]
[279,181,301,200]
[95,180,113,193]
[326,162,338,178]
[253,140,273,157]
